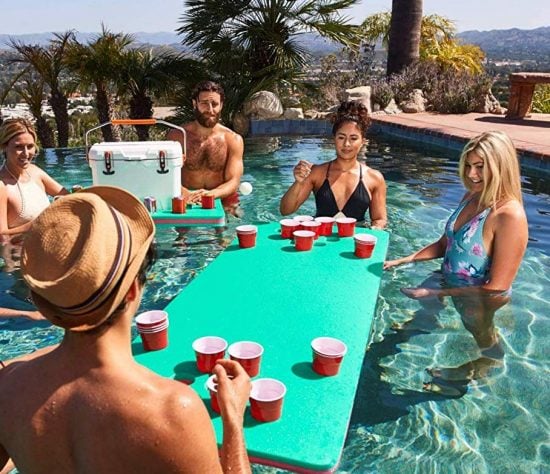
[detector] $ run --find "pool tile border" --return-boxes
[249,119,332,136]
[369,118,550,174]
[247,117,550,174]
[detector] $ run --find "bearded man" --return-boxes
[168,81,244,215]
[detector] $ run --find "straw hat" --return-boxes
[21,186,155,332]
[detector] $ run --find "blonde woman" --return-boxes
[385,131,528,391]
[385,130,527,295]
[0,118,68,236]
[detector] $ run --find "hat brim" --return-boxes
[31,186,155,332]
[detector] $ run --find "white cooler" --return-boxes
[88,141,183,211]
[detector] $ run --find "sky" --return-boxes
[2,0,549,35]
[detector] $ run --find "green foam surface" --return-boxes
[152,198,225,227]
[133,221,389,472]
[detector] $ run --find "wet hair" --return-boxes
[331,101,371,138]
[191,80,225,103]
[0,118,38,154]
[458,130,523,209]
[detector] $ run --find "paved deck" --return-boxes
[370,112,550,172]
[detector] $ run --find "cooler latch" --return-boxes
[157,150,169,174]
[103,151,115,175]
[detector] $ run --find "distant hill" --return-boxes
[2,27,550,61]
[0,31,182,47]
[0,31,338,53]
[457,26,550,60]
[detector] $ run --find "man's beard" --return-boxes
[194,108,220,128]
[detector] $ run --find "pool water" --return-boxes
[1,135,548,473]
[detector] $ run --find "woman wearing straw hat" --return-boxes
[0,118,68,236]
[0,186,251,473]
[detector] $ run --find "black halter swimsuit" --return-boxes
[314,161,371,221]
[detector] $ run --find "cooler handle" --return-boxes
[85,119,186,162]
[111,119,157,126]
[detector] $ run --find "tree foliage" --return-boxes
[65,26,134,141]
[177,0,361,123]
[8,31,75,146]
[360,12,485,75]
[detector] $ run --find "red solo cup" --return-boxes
[138,325,169,351]
[250,378,286,422]
[301,220,321,239]
[201,194,215,209]
[228,341,264,377]
[280,219,300,239]
[314,216,335,236]
[172,195,186,214]
[206,374,221,413]
[135,310,168,329]
[354,234,377,258]
[294,215,314,223]
[192,336,228,373]
[205,374,235,413]
[294,215,313,230]
[236,225,258,248]
[137,321,169,333]
[336,217,357,237]
[293,230,315,251]
[311,337,347,376]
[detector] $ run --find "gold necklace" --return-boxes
[2,162,31,218]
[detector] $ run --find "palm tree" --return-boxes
[12,70,55,148]
[8,31,75,147]
[177,0,361,123]
[118,48,198,140]
[0,68,26,119]
[386,0,423,76]
[361,11,484,75]
[66,26,133,142]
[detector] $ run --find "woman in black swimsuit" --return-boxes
[280,101,387,228]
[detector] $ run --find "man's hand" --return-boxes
[212,359,251,424]
[187,189,208,204]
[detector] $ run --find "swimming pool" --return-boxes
[1,135,548,473]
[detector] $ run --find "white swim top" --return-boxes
[3,167,50,228]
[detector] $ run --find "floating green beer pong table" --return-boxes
[133,221,389,473]
[151,198,225,228]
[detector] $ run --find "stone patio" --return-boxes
[370,112,550,173]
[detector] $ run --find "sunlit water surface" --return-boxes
[1,135,548,473]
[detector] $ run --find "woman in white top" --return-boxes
[0,118,68,235]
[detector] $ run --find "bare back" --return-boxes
[0,353,221,473]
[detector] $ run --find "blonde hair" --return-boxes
[0,118,38,154]
[458,130,522,209]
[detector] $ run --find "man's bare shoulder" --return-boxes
[0,355,44,412]
[120,374,222,471]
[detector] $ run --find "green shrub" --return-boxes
[388,61,440,105]
[388,60,493,114]
[428,70,493,113]
[532,84,550,113]
[371,80,394,108]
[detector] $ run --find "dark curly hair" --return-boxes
[331,101,371,138]
[191,80,225,103]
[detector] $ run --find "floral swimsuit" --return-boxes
[442,198,491,286]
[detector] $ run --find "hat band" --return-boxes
[59,205,132,315]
